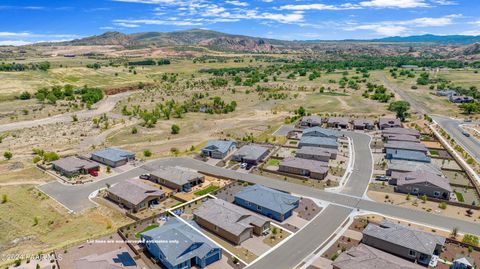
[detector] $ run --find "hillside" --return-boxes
[372,34,480,44]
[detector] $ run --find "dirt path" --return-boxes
[376,73,426,115]
[0,91,134,133]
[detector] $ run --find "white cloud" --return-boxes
[347,24,408,36]
[461,30,480,36]
[358,0,429,8]
[114,19,203,26]
[279,3,353,11]
[225,0,249,7]
[0,32,79,39]
[114,22,140,28]
[0,40,32,46]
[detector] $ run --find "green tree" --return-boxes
[3,151,12,160]
[459,103,479,114]
[171,124,180,134]
[388,101,410,121]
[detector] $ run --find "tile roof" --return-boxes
[150,166,203,186]
[353,119,375,126]
[141,218,219,266]
[74,248,138,269]
[91,148,135,162]
[382,128,420,137]
[280,157,329,174]
[202,140,236,154]
[235,184,300,215]
[300,115,323,125]
[52,156,99,173]
[328,117,350,125]
[383,134,419,142]
[384,141,428,152]
[379,118,402,127]
[363,221,446,255]
[295,146,336,157]
[233,144,269,161]
[396,170,452,192]
[194,199,268,236]
[300,136,338,148]
[108,179,164,206]
[388,160,442,176]
[302,126,338,138]
[386,148,431,163]
[333,244,424,269]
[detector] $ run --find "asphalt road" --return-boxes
[0,91,133,133]
[433,115,480,162]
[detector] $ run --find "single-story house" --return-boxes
[51,156,99,177]
[299,136,338,150]
[234,184,300,222]
[378,118,401,130]
[201,140,237,159]
[194,199,270,245]
[384,141,428,153]
[332,244,423,269]
[387,160,442,177]
[382,127,420,138]
[383,134,419,143]
[74,248,140,269]
[295,146,337,161]
[302,126,338,139]
[231,144,270,164]
[141,218,222,269]
[391,170,452,200]
[450,95,474,103]
[352,119,375,130]
[300,115,324,127]
[279,157,329,180]
[91,148,135,167]
[150,166,205,192]
[385,148,431,163]
[107,179,165,212]
[436,90,457,97]
[362,221,445,266]
[327,117,350,129]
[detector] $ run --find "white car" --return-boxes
[240,163,248,169]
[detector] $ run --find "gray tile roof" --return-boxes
[91,148,135,162]
[382,128,420,137]
[397,170,452,192]
[235,184,300,215]
[328,117,350,125]
[384,141,428,152]
[108,179,164,206]
[141,218,219,267]
[150,166,204,186]
[300,115,323,125]
[353,119,374,127]
[386,149,431,163]
[52,156,99,173]
[333,244,423,269]
[280,157,329,174]
[383,134,419,142]
[388,160,442,176]
[363,221,446,255]
[379,118,402,128]
[302,126,338,138]
[194,199,268,236]
[202,140,236,154]
[233,144,269,161]
[295,146,335,158]
[300,136,338,148]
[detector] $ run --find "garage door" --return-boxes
[205,252,220,266]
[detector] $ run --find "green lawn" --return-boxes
[267,159,280,166]
[194,185,220,196]
[455,192,465,203]
[135,224,159,238]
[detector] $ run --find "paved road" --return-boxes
[0,91,133,133]
[433,115,480,162]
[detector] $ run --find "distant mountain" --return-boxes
[56,29,292,52]
[371,34,480,44]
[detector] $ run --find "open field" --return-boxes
[0,185,132,263]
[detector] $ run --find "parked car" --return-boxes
[139,174,150,180]
[89,170,98,177]
[240,163,248,169]
[375,175,389,181]
[462,131,471,137]
[246,163,253,170]
[464,119,472,123]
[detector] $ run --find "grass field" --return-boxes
[194,185,220,196]
[0,185,132,260]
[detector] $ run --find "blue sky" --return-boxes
[0,0,479,45]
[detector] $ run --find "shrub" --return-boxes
[143,150,152,157]
[3,151,12,160]
[438,202,447,209]
[171,124,180,134]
